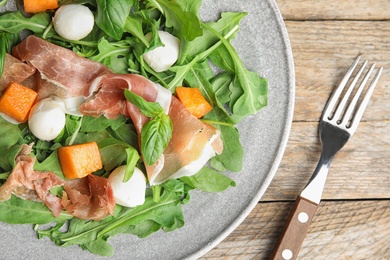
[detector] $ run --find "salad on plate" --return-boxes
[0,0,268,256]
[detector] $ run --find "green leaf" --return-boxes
[123,146,141,182]
[34,151,65,179]
[95,0,133,40]
[202,22,268,122]
[141,113,172,165]
[80,115,126,133]
[178,12,245,63]
[0,116,21,149]
[38,190,184,254]
[106,122,138,149]
[82,238,114,257]
[145,0,202,41]
[89,38,130,73]
[98,137,136,172]
[0,145,22,172]
[0,195,72,224]
[124,89,164,117]
[180,167,236,192]
[204,108,244,172]
[124,14,150,47]
[0,11,51,34]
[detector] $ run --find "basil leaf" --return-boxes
[124,89,163,117]
[141,113,172,166]
[95,0,133,40]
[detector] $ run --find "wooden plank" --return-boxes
[275,0,390,20]
[286,20,390,122]
[201,200,390,259]
[262,120,390,201]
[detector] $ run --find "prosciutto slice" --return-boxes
[0,53,36,92]
[80,73,223,185]
[0,144,64,217]
[12,35,110,98]
[61,174,115,221]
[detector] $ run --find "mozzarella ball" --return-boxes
[53,4,94,41]
[143,31,180,72]
[28,97,66,141]
[108,166,146,208]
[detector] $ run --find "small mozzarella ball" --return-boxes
[143,31,180,72]
[53,4,94,41]
[108,166,146,208]
[28,97,66,141]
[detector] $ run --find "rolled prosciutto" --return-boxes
[0,53,36,92]
[62,174,115,221]
[12,35,111,98]
[80,73,223,185]
[0,144,64,217]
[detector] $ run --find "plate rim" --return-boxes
[186,0,296,258]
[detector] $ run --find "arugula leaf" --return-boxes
[0,195,72,224]
[145,0,202,41]
[81,115,126,132]
[0,145,21,172]
[82,237,114,257]
[38,190,184,255]
[124,14,150,46]
[98,138,135,172]
[202,22,268,122]
[0,11,50,34]
[89,38,130,73]
[180,167,236,192]
[0,116,21,149]
[177,12,244,64]
[95,0,133,40]
[124,147,140,182]
[34,151,65,179]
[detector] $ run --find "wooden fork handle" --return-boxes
[270,196,319,260]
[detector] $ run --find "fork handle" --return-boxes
[270,196,319,260]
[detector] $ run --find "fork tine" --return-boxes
[323,55,361,120]
[348,66,383,133]
[340,62,375,126]
[332,60,368,122]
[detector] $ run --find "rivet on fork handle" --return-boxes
[269,56,383,260]
[270,196,318,260]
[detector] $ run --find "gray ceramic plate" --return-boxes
[0,0,294,259]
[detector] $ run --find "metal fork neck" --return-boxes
[300,153,333,204]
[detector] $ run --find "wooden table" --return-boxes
[202,0,390,259]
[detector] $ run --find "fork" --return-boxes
[270,56,383,260]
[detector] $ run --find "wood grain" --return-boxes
[276,0,390,20]
[286,20,390,122]
[203,1,390,259]
[263,120,390,201]
[201,200,390,259]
